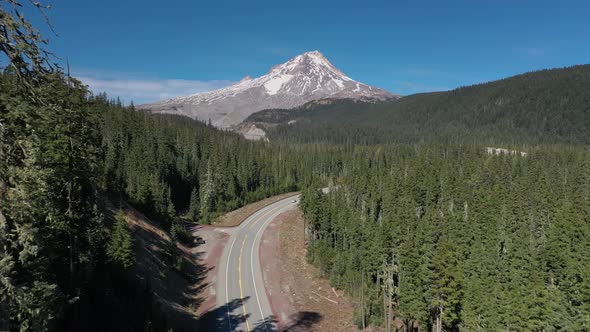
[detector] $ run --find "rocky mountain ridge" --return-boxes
[139,51,397,129]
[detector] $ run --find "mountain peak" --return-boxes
[303,50,323,56]
[140,52,397,129]
[239,75,252,83]
[269,50,345,77]
[297,50,329,63]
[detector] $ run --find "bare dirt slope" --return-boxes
[260,208,357,331]
[107,201,209,330]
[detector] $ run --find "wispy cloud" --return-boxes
[524,47,545,57]
[514,46,548,57]
[74,69,235,104]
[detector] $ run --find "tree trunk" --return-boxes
[435,306,443,332]
[388,293,393,332]
[361,272,366,330]
[303,217,306,245]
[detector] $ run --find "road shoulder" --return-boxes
[189,225,231,326]
[260,208,357,331]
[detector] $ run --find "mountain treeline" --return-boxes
[258,64,590,146]
[301,144,590,331]
[98,98,346,227]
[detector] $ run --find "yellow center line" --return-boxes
[248,209,274,230]
[238,236,251,331]
[236,198,296,331]
[248,199,292,230]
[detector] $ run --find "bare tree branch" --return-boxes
[0,0,58,80]
[0,0,60,103]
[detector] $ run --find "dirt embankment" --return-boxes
[107,201,209,330]
[260,208,357,331]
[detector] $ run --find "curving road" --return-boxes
[216,195,300,332]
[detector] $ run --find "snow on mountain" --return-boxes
[139,51,397,129]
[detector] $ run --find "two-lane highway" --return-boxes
[216,195,300,331]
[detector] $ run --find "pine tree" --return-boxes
[107,212,135,270]
[188,187,200,222]
[200,161,215,224]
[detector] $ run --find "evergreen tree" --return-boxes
[107,212,135,270]
[187,187,200,222]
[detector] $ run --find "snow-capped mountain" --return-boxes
[139,51,397,128]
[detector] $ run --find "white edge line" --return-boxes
[226,236,237,331]
[241,200,278,229]
[225,199,285,331]
[251,208,281,332]
[224,195,299,332]
[251,200,295,331]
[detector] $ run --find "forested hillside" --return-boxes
[99,98,344,226]
[0,73,347,330]
[253,64,590,145]
[301,145,590,331]
[2,2,590,331]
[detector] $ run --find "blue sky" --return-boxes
[29,0,590,103]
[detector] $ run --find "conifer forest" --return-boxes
[1,1,590,331]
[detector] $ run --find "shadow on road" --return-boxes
[198,297,251,330]
[199,297,323,331]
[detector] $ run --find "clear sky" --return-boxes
[30,0,590,103]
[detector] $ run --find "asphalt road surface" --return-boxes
[216,195,300,331]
